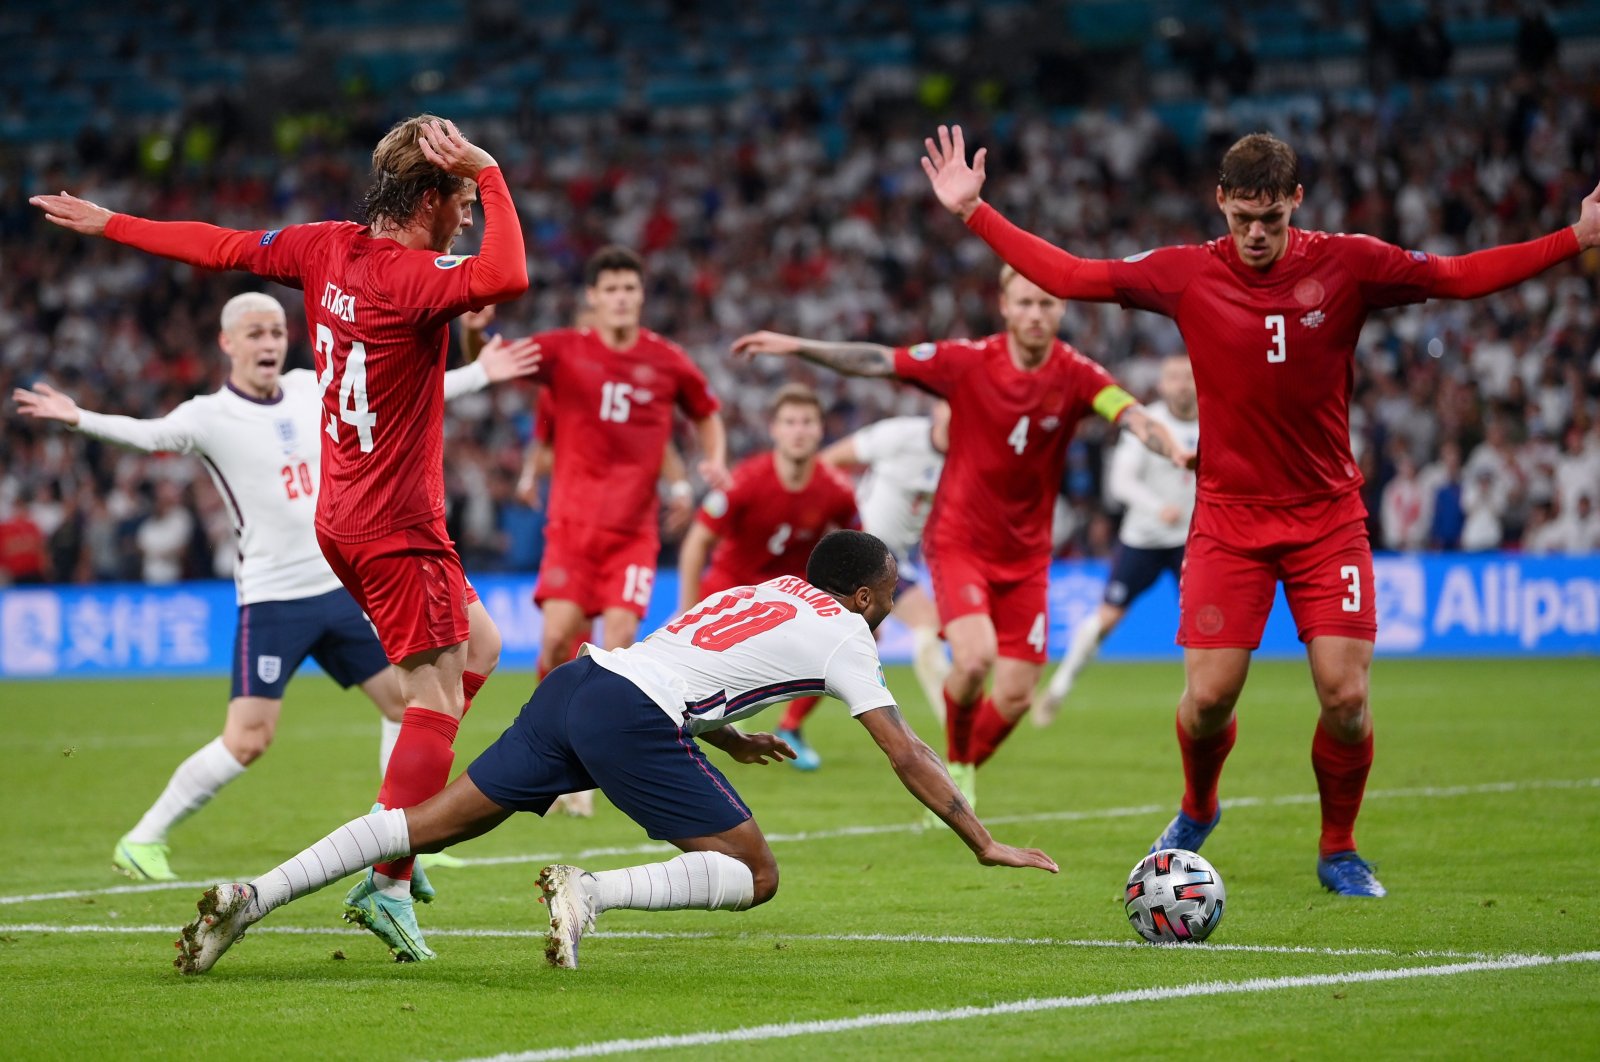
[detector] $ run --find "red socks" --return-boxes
[1178,715,1237,823]
[373,707,460,880]
[778,696,822,732]
[1312,724,1373,857]
[462,670,487,716]
[968,698,1019,768]
[944,688,977,763]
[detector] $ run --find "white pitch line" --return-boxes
[451,951,1600,1062]
[3,777,1594,906]
[0,922,1499,961]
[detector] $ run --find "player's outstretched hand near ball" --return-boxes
[29,192,113,237]
[977,841,1059,874]
[730,330,804,361]
[13,382,81,425]
[920,124,987,221]
[418,119,497,178]
[476,335,542,383]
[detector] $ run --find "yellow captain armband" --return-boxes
[1092,385,1137,423]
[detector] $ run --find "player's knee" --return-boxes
[226,728,272,765]
[1184,678,1240,717]
[949,648,995,688]
[749,858,779,907]
[1317,676,1369,725]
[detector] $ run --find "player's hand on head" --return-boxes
[417,118,497,178]
[28,192,113,237]
[730,331,801,360]
[477,335,542,382]
[919,124,987,221]
[12,382,80,424]
[977,841,1059,874]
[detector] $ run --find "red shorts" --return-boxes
[317,520,471,664]
[926,543,1049,664]
[535,520,660,619]
[1178,492,1376,650]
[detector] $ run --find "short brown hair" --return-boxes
[768,382,823,420]
[1218,133,1299,201]
[362,114,468,227]
[584,245,645,287]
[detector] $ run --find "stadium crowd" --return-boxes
[3,18,1600,586]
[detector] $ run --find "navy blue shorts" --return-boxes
[230,587,390,700]
[466,657,753,841]
[1104,544,1185,608]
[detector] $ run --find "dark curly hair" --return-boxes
[361,114,468,228]
[805,530,894,598]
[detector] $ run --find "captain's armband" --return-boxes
[1092,385,1138,423]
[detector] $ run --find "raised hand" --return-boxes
[730,330,804,361]
[417,118,497,179]
[919,124,987,221]
[476,335,542,383]
[1572,177,1600,249]
[13,382,81,425]
[28,192,114,237]
[976,841,1060,873]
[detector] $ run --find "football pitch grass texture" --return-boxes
[2,658,1597,1060]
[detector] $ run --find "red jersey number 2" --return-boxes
[316,324,377,452]
[667,589,798,652]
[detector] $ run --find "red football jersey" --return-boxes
[531,327,719,534]
[697,453,859,592]
[894,334,1117,574]
[1090,230,1449,506]
[101,167,526,543]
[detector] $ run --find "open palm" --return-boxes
[920,124,987,220]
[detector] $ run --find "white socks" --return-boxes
[586,852,754,914]
[126,737,246,844]
[247,809,411,917]
[379,718,403,777]
[910,626,951,722]
[1049,612,1104,698]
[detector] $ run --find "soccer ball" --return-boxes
[1124,849,1225,944]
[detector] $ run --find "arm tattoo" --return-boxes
[793,340,896,378]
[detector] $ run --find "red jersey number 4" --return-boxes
[667,588,799,652]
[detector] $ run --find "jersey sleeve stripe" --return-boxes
[725,678,828,714]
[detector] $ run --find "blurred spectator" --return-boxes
[1380,448,1429,551]
[1462,467,1507,552]
[0,500,48,584]
[135,481,194,585]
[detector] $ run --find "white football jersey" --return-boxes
[583,576,898,735]
[849,416,944,561]
[1109,401,1200,550]
[73,362,491,605]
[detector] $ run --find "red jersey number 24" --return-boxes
[316,324,377,452]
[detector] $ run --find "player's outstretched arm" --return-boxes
[677,522,717,612]
[857,706,1059,873]
[698,725,798,766]
[13,382,81,425]
[1420,179,1597,300]
[30,191,272,272]
[819,436,862,469]
[1119,406,1195,470]
[731,331,896,378]
[15,382,193,453]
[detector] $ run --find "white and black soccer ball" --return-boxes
[1124,849,1225,944]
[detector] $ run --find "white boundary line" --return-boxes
[3,776,1594,907]
[450,951,1600,1062]
[0,923,1498,961]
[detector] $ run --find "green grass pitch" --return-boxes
[2,658,1598,1060]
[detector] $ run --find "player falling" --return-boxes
[923,123,1600,895]
[14,293,536,882]
[677,384,860,770]
[32,115,531,952]
[820,401,953,722]
[1034,355,1198,723]
[733,269,1187,808]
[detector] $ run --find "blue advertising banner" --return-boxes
[2,552,1595,680]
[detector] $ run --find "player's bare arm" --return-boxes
[28,191,114,236]
[693,414,731,490]
[732,331,895,378]
[12,383,81,425]
[1120,406,1195,470]
[416,118,497,178]
[458,305,495,362]
[920,124,988,221]
[819,436,862,469]
[677,522,717,611]
[698,726,798,766]
[661,442,695,535]
[857,705,1059,873]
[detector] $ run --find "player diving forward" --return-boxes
[13,292,539,882]
[175,530,1057,974]
[1034,354,1199,724]
[818,401,953,721]
[33,115,531,956]
[924,123,1600,894]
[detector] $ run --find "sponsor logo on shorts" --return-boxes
[908,342,937,361]
[256,655,282,684]
[433,254,468,269]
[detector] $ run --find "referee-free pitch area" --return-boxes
[2,658,1596,1060]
